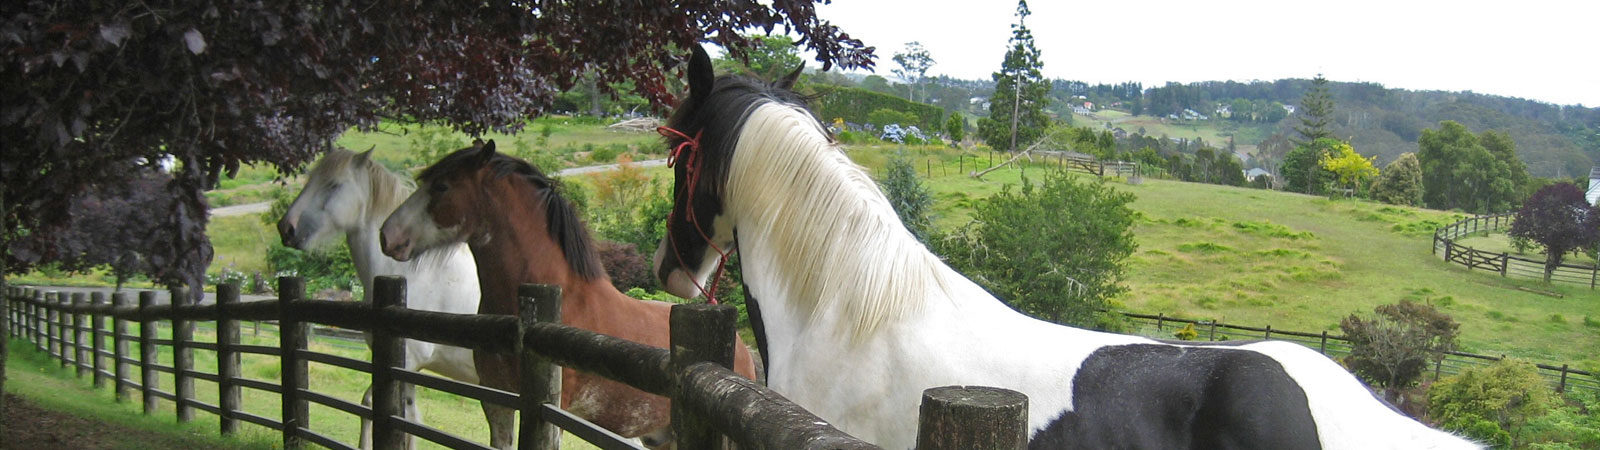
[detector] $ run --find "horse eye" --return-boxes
[430,182,449,194]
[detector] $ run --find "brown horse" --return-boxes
[378,141,759,448]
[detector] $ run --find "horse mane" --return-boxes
[666,74,828,199]
[420,147,604,281]
[308,148,416,222]
[688,77,952,342]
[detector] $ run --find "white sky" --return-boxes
[792,0,1600,107]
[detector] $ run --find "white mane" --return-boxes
[726,102,957,342]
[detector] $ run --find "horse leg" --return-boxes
[359,385,374,450]
[483,401,516,450]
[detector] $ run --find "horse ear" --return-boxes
[474,140,497,164]
[688,44,715,101]
[776,63,804,90]
[356,146,375,162]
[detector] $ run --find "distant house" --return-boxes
[1245,168,1271,181]
[1112,127,1128,138]
[1083,101,1094,110]
[1587,166,1600,206]
[1073,105,1093,115]
[1282,104,1297,115]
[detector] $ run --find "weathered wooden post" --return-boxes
[1263,325,1272,339]
[217,282,242,435]
[1319,331,1329,354]
[670,303,738,450]
[370,276,410,449]
[278,276,309,449]
[34,289,46,353]
[139,290,158,415]
[73,292,88,379]
[172,286,194,423]
[48,291,60,360]
[1557,364,1569,393]
[518,283,563,450]
[916,385,1029,450]
[1156,313,1164,331]
[113,292,131,403]
[92,291,107,389]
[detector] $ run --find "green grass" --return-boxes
[9,322,602,449]
[1455,233,1598,267]
[839,144,1599,366]
[208,213,277,278]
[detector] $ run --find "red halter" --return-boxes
[657,125,731,305]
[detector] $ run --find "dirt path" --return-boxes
[1,393,217,449]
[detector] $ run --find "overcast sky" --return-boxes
[795,0,1599,107]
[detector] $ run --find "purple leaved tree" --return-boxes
[1508,183,1600,282]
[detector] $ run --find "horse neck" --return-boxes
[345,171,415,302]
[724,103,958,343]
[466,178,620,315]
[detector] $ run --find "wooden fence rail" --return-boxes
[1120,312,1599,394]
[5,278,1022,449]
[1432,212,1599,289]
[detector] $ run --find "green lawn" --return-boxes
[842,144,1599,367]
[8,322,602,449]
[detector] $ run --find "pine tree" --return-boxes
[978,0,1051,152]
[1295,74,1335,144]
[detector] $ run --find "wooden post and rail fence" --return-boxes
[1433,212,1600,289]
[4,278,1030,450]
[1120,311,1599,395]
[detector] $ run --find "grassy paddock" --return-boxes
[8,320,600,449]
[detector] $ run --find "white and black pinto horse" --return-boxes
[652,46,1479,450]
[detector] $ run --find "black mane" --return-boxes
[421,145,603,281]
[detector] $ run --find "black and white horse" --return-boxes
[652,45,1478,449]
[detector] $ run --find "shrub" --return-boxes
[1173,323,1199,340]
[596,240,655,292]
[1428,358,1554,448]
[867,108,918,130]
[1340,300,1459,398]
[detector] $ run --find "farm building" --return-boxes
[1588,166,1600,206]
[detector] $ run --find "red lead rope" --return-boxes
[657,126,731,305]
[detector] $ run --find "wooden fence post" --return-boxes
[671,303,738,450]
[113,292,130,403]
[1557,364,1569,393]
[1500,254,1509,277]
[92,291,106,389]
[48,291,61,365]
[1319,331,1328,354]
[1264,325,1272,339]
[1156,313,1164,331]
[1208,321,1217,341]
[73,292,87,377]
[916,386,1029,450]
[370,276,410,449]
[217,282,241,435]
[1433,358,1443,381]
[278,276,309,449]
[139,290,158,415]
[518,283,563,450]
[32,289,43,353]
[172,286,194,423]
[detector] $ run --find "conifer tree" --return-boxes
[1295,74,1336,144]
[978,0,1051,151]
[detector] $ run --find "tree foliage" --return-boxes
[1371,153,1425,207]
[1,1,873,291]
[934,169,1136,327]
[1428,359,1554,448]
[1294,74,1336,144]
[977,0,1050,152]
[1319,141,1379,194]
[1281,138,1342,195]
[6,167,183,288]
[1508,183,1600,282]
[810,85,945,132]
[945,114,967,143]
[713,33,804,80]
[1339,300,1459,398]
[1418,121,1528,213]
[880,153,934,243]
[891,41,934,103]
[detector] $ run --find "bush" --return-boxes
[1173,323,1199,340]
[1428,358,1554,447]
[1341,300,1459,397]
[867,108,918,130]
[596,240,655,292]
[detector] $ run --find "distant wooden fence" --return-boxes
[4,278,1028,450]
[1118,312,1598,395]
[1433,213,1600,289]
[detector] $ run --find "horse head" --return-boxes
[278,148,382,249]
[654,44,806,299]
[379,141,500,261]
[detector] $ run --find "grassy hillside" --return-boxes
[845,145,1599,366]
